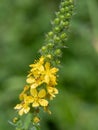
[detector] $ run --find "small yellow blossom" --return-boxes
[47,86,58,100]
[30,88,48,107]
[33,116,40,123]
[14,102,30,116]
[26,56,58,91]
[19,85,29,100]
[14,94,33,116]
[13,117,18,123]
[29,56,44,72]
[26,76,44,89]
[43,62,58,85]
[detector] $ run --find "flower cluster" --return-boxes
[14,56,59,123]
[13,0,74,129]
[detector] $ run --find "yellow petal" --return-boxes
[30,88,38,97]
[39,56,44,64]
[53,88,58,94]
[33,117,40,123]
[24,96,34,103]
[44,75,50,84]
[19,108,24,116]
[26,77,35,84]
[23,85,29,92]
[45,62,50,70]
[39,99,48,106]
[31,83,38,89]
[50,68,59,73]
[24,106,30,114]
[38,89,46,98]
[13,117,18,123]
[14,104,22,110]
[19,93,27,100]
[32,102,39,107]
[47,87,58,94]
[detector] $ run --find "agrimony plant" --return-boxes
[11,0,74,130]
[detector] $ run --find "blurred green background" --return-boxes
[0,0,98,130]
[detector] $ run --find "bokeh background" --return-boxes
[0,0,98,130]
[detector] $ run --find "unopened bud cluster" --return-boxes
[40,0,74,66]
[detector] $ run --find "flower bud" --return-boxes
[54,27,60,33]
[65,1,69,6]
[41,46,47,52]
[54,36,60,42]
[48,31,54,37]
[69,5,74,10]
[54,18,60,25]
[66,13,71,19]
[60,21,69,28]
[13,117,19,123]
[65,7,70,12]
[47,43,54,48]
[69,0,74,4]
[59,15,65,20]
[64,21,69,26]
[56,60,60,64]
[61,2,65,7]
[60,33,67,40]
[60,8,65,13]
[54,49,62,56]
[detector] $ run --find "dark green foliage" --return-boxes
[0,0,98,130]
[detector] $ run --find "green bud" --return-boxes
[54,27,60,33]
[47,43,54,48]
[64,21,69,26]
[60,33,67,40]
[65,7,70,12]
[54,36,60,42]
[60,21,69,28]
[66,13,71,19]
[59,15,65,20]
[60,8,65,13]
[69,0,74,4]
[54,49,62,56]
[61,2,65,7]
[54,18,60,24]
[69,5,74,10]
[56,60,60,64]
[65,1,69,6]
[48,31,54,37]
[41,46,47,51]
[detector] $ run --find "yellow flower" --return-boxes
[29,56,44,73]
[26,56,45,88]
[14,102,30,116]
[13,117,18,123]
[43,62,58,85]
[30,88,48,107]
[14,94,33,116]
[19,85,29,100]
[26,76,44,89]
[33,116,40,123]
[26,56,58,90]
[47,86,58,100]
